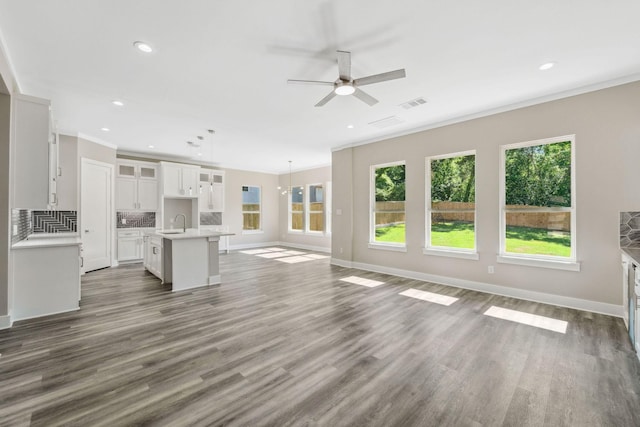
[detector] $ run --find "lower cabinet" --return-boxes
[117,229,152,262]
[12,242,81,321]
[144,234,163,281]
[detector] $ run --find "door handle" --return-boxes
[84,229,90,233]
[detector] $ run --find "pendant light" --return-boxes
[278,160,294,195]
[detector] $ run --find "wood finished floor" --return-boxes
[1,248,640,426]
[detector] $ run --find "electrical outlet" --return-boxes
[488,265,494,274]
[340,247,343,254]
[122,218,127,225]
[336,209,342,215]
[12,224,17,236]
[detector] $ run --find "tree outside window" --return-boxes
[502,137,574,259]
[427,152,476,250]
[371,163,406,244]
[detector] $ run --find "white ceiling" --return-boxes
[1,1,639,174]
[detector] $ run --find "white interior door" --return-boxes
[81,158,113,272]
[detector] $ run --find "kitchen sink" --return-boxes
[159,230,184,234]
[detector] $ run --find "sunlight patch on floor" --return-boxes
[484,306,568,333]
[340,276,385,288]
[399,288,458,306]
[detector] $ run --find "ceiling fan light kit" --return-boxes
[288,50,406,107]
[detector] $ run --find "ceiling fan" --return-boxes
[287,50,406,107]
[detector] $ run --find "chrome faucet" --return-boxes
[175,214,186,232]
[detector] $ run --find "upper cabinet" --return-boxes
[160,161,199,198]
[12,94,58,209]
[199,169,225,212]
[115,160,158,211]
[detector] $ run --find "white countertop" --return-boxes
[144,229,234,240]
[13,236,81,249]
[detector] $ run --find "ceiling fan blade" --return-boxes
[352,88,378,106]
[287,79,334,86]
[337,50,351,81]
[315,91,337,107]
[354,69,406,86]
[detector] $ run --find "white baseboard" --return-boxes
[228,241,281,251]
[0,314,12,330]
[330,258,623,318]
[330,258,353,268]
[229,241,331,253]
[277,242,331,253]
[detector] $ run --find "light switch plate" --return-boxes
[12,224,17,236]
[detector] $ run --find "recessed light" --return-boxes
[197,152,203,156]
[539,62,555,71]
[133,41,153,53]
[101,127,110,132]
[112,100,124,107]
[148,145,154,149]
[347,124,354,129]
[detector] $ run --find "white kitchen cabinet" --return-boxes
[199,169,225,212]
[160,161,199,198]
[144,234,163,281]
[115,160,158,211]
[117,229,145,262]
[12,94,58,209]
[12,240,81,321]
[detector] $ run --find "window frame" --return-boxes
[241,185,262,234]
[498,135,579,271]
[288,185,305,233]
[369,160,407,251]
[306,183,326,234]
[424,150,478,260]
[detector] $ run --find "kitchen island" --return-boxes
[144,229,233,292]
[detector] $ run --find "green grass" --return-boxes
[505,225,571,257]
[375,222,571,257]
[431,222,475,249]
[375,223,406,243]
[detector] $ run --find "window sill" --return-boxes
[497,255,580,272]
[368,242,407,253]
[423,247,479,260]
[242,230,263,235]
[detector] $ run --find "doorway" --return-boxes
[81,158,114,272]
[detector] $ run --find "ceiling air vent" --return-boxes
[368,116,405,129]
[399,97,427,110]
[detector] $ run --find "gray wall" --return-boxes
[332,80,640,308]
[278,165,332,251]
[225,168,280,248]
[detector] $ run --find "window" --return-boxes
[242,186,261,231]
[289,186,304,232]
[500,135,576,266]
[426,151,476,256]
[307,184,324,232]
[370,162,406,247]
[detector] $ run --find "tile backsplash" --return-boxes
[200,212,222,226]
[116,211,156,228]
[11,209,78,244]
[33,211,77,233]
[620,212,640,248]
[11,209,31,244]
